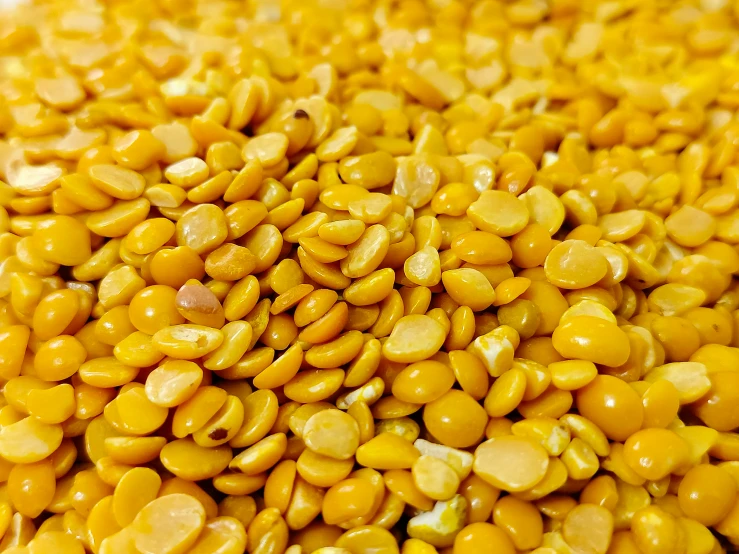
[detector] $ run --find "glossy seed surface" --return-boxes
[2,1,739,553]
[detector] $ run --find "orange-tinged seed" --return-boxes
[26,384,75,424]
[322,478,376,525]
[423,389,488,448]
[229,433,287,475]
[318,220,366,246]
[356,433,420,470]
[442,268,496,312]
[623,428,690,481]
[253,343,303,390]
[112,467,162,527]
[492,496,544,550]
[8,459,56,518]
[159,439,232,481]
[172,386,228,439]
[576,375,644,442]
[7,4,739,553]
[552,316,630,367]
[678,464,737,526]
[392,360,455,404]
[548,360,597,391]
[32,215,91,266]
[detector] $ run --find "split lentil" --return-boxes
[2,0,739,552]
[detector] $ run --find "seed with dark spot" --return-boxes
[294,109,309,119]
[209,428,228,440]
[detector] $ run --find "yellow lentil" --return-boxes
[1,1,739,552]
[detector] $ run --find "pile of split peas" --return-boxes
[3,0,739,553]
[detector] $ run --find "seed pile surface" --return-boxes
[2,0,739,553]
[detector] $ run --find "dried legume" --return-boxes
[2,0,739,552]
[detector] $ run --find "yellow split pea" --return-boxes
[1,0,739,553]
